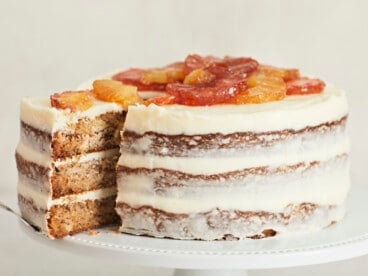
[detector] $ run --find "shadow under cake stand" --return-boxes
[21,186,368,276]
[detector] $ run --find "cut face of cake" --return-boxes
[16,87,129,238]
[16,55,350,240]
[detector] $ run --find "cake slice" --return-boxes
[16,82,139,238]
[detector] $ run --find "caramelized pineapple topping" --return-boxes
[50,55,326,110]
[92,79,143,109]
[50,91,93,112]
[228,67,287,104]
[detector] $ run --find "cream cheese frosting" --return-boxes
[117,160,349,213]
[18,183,117,210]
[16,141,119,168]
[118,135,349,174]
[123,84,348,135]
[20,97,124,133]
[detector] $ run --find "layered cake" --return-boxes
[16,54,350,239]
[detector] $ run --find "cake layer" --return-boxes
[117,135,348,174]
[123,84,348,135]
[16,149,119,198]
[18,182,117,210]
[121,116,347,157]
[20,97,124,133]
[20,111,125,159]
[117,155,346,188]
[48,195,119,238]
[117,202,344,240]
[20,121,51,154]
[19,194,119,239]
[51,152,119,198]
[52,111,125,159]
[116,155,349,214]
[18,186,117,237]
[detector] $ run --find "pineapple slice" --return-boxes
[92,79,143,109]
[141,62,185,85]
[228,70,286,104]
[259,65,300,82]
[183,68,215,85]
[50,91,93,112]
[144,94,175,106]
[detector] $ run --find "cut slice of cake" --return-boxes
[16,82,139,238]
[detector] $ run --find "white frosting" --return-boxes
[20,97,124,132]
[118,203,346,240]
[16,141,119,168]
[18,179,117,210]
[118,135,349,174]
[117,157,350,213]
[16,140,51,167]
[123,84,348,135]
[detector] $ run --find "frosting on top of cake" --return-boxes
[20,97,124,132]
[123,84,348,135]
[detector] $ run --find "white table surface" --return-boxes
[1,0,368,275]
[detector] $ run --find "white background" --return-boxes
[1,0,367,275]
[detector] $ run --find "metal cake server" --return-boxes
[0,201,39,231]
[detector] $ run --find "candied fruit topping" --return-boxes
[183,54,222,74]
[183,69,216,85]
[141,62,185,85]
[259,65,300,82]
[166,56,259,106]
[113,54,325,106]
[112,68,166,91]
[92,79,143,108]
[286,78,326,95]
[50,55,326,110]
[144,94,175,106]
[228,71,286,104]
[112,62,184,91]
[50,91,93,112]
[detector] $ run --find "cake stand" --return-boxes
[21,186,368,276]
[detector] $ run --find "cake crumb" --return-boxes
[107,226,121,234]
[88,230,99,236]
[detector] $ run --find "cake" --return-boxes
[16,88,127,238]
[16,54,350,239]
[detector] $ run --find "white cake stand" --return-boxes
[21,186,368,276]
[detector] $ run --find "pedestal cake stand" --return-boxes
[20,186,368,276]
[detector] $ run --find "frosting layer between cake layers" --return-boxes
[116,84,350,240]
[16,97,124,238]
